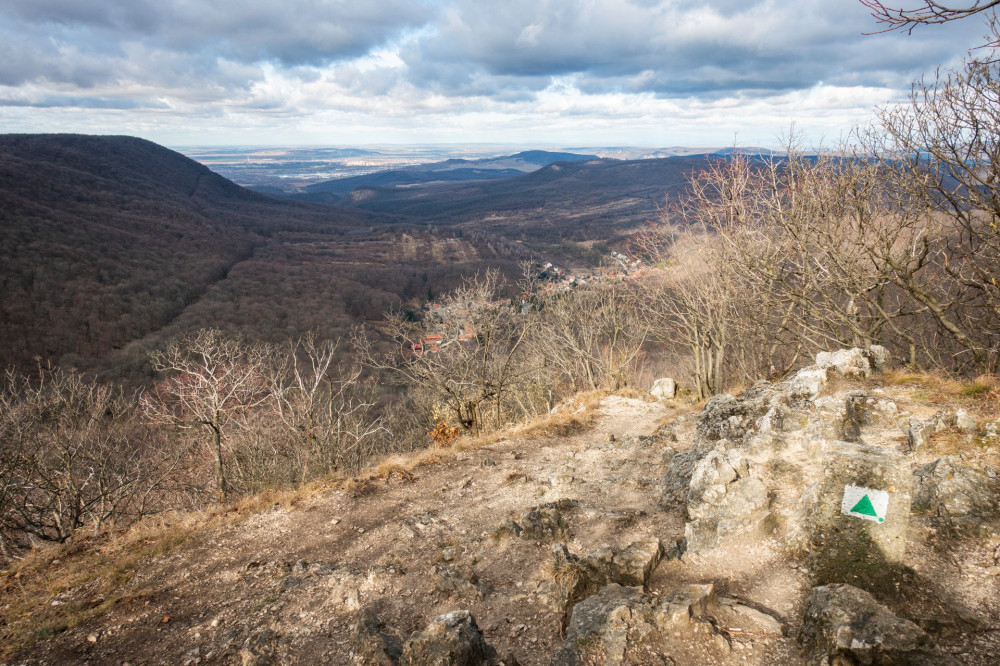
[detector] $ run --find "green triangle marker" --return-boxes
[850,494,879,517]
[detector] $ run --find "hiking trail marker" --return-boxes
[841,485,888,523]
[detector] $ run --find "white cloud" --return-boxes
[0,0,987,146]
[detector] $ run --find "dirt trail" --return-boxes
[17,395,697,665]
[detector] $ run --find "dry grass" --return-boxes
[876,369,1000,419]
[0,484,321,658]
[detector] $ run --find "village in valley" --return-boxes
[410,250,645,356]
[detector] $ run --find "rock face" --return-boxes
[684,450,773,552]
[806,440,913,590]
[799,584,943,665]
[650,377,677,399]
[399,611,498,666]
[913,456,997,518]
[657,346,914,570]
[658,448,706,514]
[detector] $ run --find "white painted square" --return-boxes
[841,484,889,523]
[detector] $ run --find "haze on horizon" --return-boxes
[0,0,987,149]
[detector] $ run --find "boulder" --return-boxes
[913,456,996,518]
[806,441,912,592]
[399,611,498,666]
[352,607,403,666]
[815,347,885,379]
[659,448,709,514]
[955,409,978,434]
[650,377,677,399]
[799,584,943,665]
[684,450,773,552]
[788,367,829,401]
[505,501,573,541]
[907,418,935,453]
[550,584,646,666]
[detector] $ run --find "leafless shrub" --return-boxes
[0,365,168,549]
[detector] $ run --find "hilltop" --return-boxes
[6,349,1000,664]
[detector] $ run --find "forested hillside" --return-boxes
[0,135,526,378]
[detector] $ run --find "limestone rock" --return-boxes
[650,377,677,399]
[549,539,667,621]
[659,448,708,514]
[608,538,664,589]
[550,584,645,666]
[913,456,996,517]
[352,608,403,666]
[799,584,943,665]
[715,597,785,637]
[807,441,912,592]
[240,629,279,666]
[434,565,481,597]
[654,583,717,631]
[955,408,978,434]
[505,501,574,541]
[399,611,498,666]
[788,367,829,401]
[907,418,935,453]
[815,347,883,379]
[684,450,772,552]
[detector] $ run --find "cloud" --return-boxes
[0,0,990,145]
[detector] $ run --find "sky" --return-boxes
[0,0,989,148]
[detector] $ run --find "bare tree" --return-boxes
[873,40,1000,368]
[532,282,650,394]
[862,1,1000,35]
[144,329,270,501]
[358,270,540,436]
[267,335,386,478]
[0,365,151,545]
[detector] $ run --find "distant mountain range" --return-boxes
[300,149,599,198]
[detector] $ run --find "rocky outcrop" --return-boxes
[352,608,403,665]
[549,539,666,623]
[551,582,778,665]
[684,449,773,552]
[816,346,889,378]
[550,584,646,666]
[650,377,677,399]
[505,500,575,541]
[913,456,997,519]
[658,448,706,514]
[804,440,913,590]
[799,584,946,665]
[399,611,499,666]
